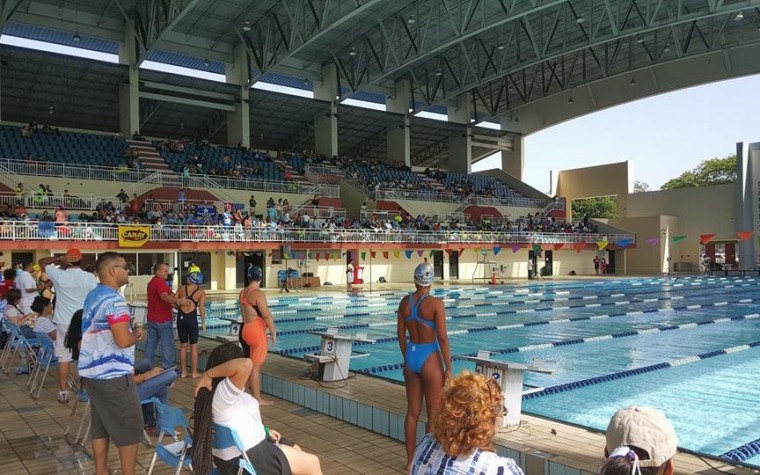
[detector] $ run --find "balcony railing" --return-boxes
[0,220,635,246]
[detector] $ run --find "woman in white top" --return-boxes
[193,342,322,475]
[30,296,57,340]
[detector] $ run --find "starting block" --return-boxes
[215,317,243,343]
[304,328,376,382]
[459,350,554,427]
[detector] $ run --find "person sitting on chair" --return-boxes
[192,342,322,475]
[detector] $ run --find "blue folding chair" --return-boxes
[29,331,57,399]
[212,424,257,475]
[147,398,193,475]
[1,321,37,375]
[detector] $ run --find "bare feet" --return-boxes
[191,373,201,379]
[257,398,274,406]
[181,373,188,379]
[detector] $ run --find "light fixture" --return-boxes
[630,77,637,86]
[567,97,574,104]
[243,21,252,32]
[635,36,644,44]
[435,68,442,76]
[663,45,670,52]
[303,78,309,85]
[497,44,505,51]
[735,11,744,21]
[407,15,416,24]
[73,32,81,42]
[203,58,211,67]
[349,47,357,56]
[576,17,585,24]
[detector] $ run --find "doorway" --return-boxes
[178,252,211,288]
[432,251,444,279]
[239,251,266,288]
[448,250,459,279]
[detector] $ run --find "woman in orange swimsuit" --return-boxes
[239,265,277,405]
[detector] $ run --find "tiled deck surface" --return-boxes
[1,281,755,474]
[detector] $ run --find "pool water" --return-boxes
[201,277,760,467]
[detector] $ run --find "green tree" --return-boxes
[633,180,650,193]
[660,154,736,190]
[572,196,618,219]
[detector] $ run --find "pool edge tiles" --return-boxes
[256,353,755,475]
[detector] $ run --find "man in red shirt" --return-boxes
[145,263,188,369]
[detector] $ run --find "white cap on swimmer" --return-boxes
[414,262,434,287]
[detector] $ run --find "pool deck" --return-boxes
[1,279,755,474]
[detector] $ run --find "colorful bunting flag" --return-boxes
[445,249,453,257]
[699,234,716,245]
[532,244,541,253]
[574,242,586,253]
[417,250,424,257]
[511,244,521,253]
[382,251,389,259]
[615,238,633,247]
[738,231,753,241]
[429,250,435,257]
[671,235,686,243]
[458,249,464,257]
[361,252,366,260]
[315,253,320,262]
[554,244,563,250]
[370,251,377,258]
[474,248,481,255]
[646,237,660,245]
[597,241,609,250]
[493,246,501,255]
[393,250,400,258]
[404,250,413,259]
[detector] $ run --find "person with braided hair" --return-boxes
[192,342,322,475]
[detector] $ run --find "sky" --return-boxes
[472,74,760,193]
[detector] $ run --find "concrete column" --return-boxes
[118,25,139,137]
[500,134,524,180]
[737,142,760,268]
[448,125,472,173]
[447,93,473,125]
[313,63,339,157]
[386,79,411,115]
[387,116,410,166]
[226,43,250,148]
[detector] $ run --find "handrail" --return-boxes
[0,220,635,245]
[0,158,339,197]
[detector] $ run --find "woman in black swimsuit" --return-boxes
[176,272,206,378]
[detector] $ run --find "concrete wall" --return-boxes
[556,161,631,218]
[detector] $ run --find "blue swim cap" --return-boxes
[248,265,263,282]
[414,263,434,286]
[188,272,203,285]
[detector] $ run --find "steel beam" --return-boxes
[133,0,202,65]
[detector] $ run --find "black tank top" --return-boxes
[177,285,201,319]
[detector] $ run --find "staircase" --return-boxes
[126,140,171,172]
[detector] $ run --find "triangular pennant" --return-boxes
[738,231,753,241]
[429,250,435,257]
[554,244,563,250]
[699,233,716,245]
[324,252,330,261]
[458,249,464,257]
[370,251,377,258]
[405,250,413,259]
[615,238,633,248]
[445,249,454,257]
[417,250,424,257]
[361,252,366,260]
[597,241,609,250]
[290,251,296,259]
[393,250,400,258]
[493,246,501,255]
[474,248,481,255]
[575,242,586,253]
[646,237,660,246]
[511,244,521,253]
[532,244,541,253]
[672,235,687,243]
[315,253,320,262]
[382,251,389,259]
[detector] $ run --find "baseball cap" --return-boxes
[66,248,83,262]
[605,406,678,468]
[248,265,263,282]
[414,262,434,287]
[188,272,203,285]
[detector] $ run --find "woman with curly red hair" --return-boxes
[409,371,524,475]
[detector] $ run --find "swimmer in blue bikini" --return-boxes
[397,262,452,471]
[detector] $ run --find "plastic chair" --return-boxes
[29,331,58,399]
[212,424,257,475]
[1,322,38,375]
[147,398,193,475]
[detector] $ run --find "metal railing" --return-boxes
[0,192,101,211]
[0,158,339,197]
[0,220,635,245]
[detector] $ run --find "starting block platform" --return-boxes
[304,328,376,382]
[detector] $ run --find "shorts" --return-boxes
[54,323,72,363]
[84,374,144,447]
[241,318,267,365]
[213,439,292,475]
[177,313,199,344]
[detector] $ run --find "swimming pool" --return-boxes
[202,277,760,467]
